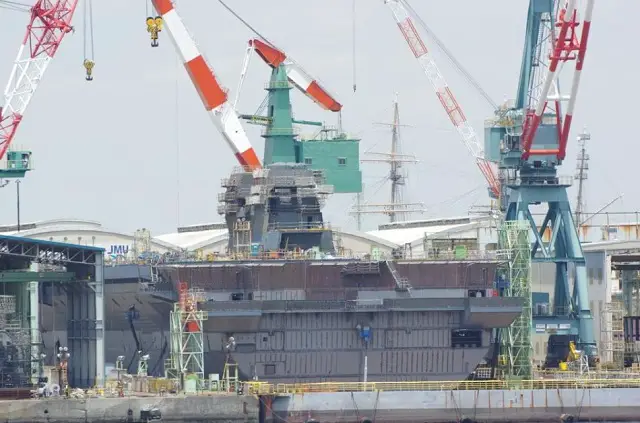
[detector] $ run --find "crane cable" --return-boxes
[82,0,95,81]
[218,0,276,49]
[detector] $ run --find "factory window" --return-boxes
[264,364,276,375]
[338,157,347,166]
[451,329,482,348]
[304,157,313,165]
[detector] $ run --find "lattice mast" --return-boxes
[169,282,207,381]
[356,93,425,222]
[384,0,500,198]
[0,0,78,160]
[497,221,532,378]
[599,301,624,368]
[574,130,590,229]
[150,0,260,169]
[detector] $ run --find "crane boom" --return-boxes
[384,0,500,198]
[250,39,342,112]
[0,0,78,161]
[151,0,261,170]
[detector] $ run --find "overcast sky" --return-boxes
[0,0,632,236]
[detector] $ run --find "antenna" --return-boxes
[351,94,426,224]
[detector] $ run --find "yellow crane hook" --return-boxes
[146,16,163,47]
[83,59,95,81]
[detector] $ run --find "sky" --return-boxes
[0,0,633,236]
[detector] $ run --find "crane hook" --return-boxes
[146,16,163,48]
[83,59,95,81]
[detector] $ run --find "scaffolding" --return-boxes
[0,295,32,388]
[233,220,252,256]
[167,283,207,384]
[132,228,152,257]
[497,220,533,379]
[600,300,625,368]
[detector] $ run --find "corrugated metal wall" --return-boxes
[206,311,490,382]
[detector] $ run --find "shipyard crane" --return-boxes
[231,37,351,167]
[215,0,360,187]
[486,0,597,366]
[387,0,598,368]
[383,0,500,199]
[0,0,79,179]
[150,0,261,171]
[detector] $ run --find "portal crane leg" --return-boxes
[506,180,596,365]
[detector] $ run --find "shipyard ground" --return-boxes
[0,393,258,423]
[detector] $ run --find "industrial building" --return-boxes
[0,216,497,262]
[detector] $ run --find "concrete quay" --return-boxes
[0,393,259,423]
[268,388,640,422]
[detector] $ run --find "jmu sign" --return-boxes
[107,244,129,255]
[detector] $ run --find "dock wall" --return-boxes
[0,394,259,423]
[269,388,640,422]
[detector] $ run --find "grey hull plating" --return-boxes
[38,260,522,382]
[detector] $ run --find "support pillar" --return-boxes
[93,252,105,387]
[28,262,40,385]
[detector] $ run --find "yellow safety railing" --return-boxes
[245,379,640,395]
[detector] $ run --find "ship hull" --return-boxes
[37,260,521,383]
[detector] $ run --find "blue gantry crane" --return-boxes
[386,0,597,366]
[485,0,597,364]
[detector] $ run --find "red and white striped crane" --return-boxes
[384,0,500,198]
[151,0,261,170]
[520,0,594,161]
[248,39,342,113]
[0,0,78,161]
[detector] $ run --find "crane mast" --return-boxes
[384,0,500,199]
[0,0,78,175]
[151,0,261,170]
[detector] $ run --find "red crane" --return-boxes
[0,0,78,161]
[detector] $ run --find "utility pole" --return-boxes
[355,184,364,231]
[574,130,590,231]
[16,180,21,232]
[351,93,425,223]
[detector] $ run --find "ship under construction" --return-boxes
[0,0,524,387]
[0,0,607,392]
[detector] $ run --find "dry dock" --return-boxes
[4,380,640,423]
